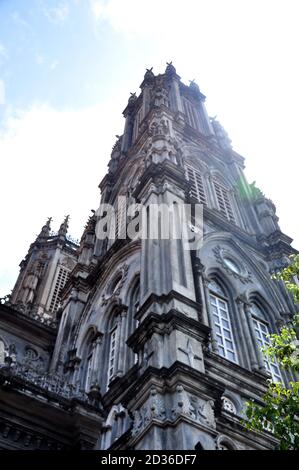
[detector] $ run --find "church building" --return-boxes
[0,64,296,450]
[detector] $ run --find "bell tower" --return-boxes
[9,216,78,324]
[50,63,294,450]
[2,63,294,451]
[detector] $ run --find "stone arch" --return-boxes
[101,304,125,390]
[194,441,204,450]
[216,434,238,450]
[247,290,281,328]
[0,336,8,365]
[209,168,233,189]
[76,324,98,358]
[76,326,98,391]
[201,232,288,314]
[206,268,239,301]
[100,404,128,449]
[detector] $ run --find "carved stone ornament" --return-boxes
[132,388,166,436]
[215,434,237,450]
[101,264,129,306]
[132,385,216,437]
[221,396,237,414]
[60,257,76,270]
[213,245,252,284]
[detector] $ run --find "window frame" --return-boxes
[213,179,236,223]
[107,324,119,386]
[251,313,283,382]
[185,163,207,205]
[209,282,239,364]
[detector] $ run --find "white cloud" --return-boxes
[42,1,70,25]
[0,101,124,296]
[1,0,299,296]
[0,80,5,105]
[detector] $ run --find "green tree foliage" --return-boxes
[244,254,299,450]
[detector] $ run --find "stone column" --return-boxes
[171,79,184,113]
[244,303,266,371]
[236,296,258,370]
[206,173,217,209]
[121,113,133,152]
[71,357,81,387]
[193,257,209,326]
[142,84,151,118]
[116,308,128,376]
[90,334,103,387]
[202,276,218,352]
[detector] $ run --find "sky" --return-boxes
[0,0,298,296]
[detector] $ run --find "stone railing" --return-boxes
[0,362,100,408]
[0,299,57,329]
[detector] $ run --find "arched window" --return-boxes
[209,280,238,363]
[108,321,120,385]
[185,164,207,205]
[194,441,204,450]
[131,280,140,317]
[216,435,236,450]
[84,343,93,391]
[213,179,236,223]
[126,278,140,369]
[83,338,94,391]
[250,303,282,382]
[0,339,5,365]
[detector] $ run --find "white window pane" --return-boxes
[209,292,238,364]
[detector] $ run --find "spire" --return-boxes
[37,217,52,240]
[78,211,96,266]
[58,215,69,237]
[84,210,96,234]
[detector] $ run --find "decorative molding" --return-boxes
[213,245,252,284]
[101,264,129,306]
[221,396,237,415]
[132,384,215,437]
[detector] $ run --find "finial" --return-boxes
[38,217,52,239]
[82,210,96,237]
[165,61,176,76]
[58,214,70,237]
[128,92,137,105]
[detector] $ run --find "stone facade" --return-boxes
[0,64,296,450]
